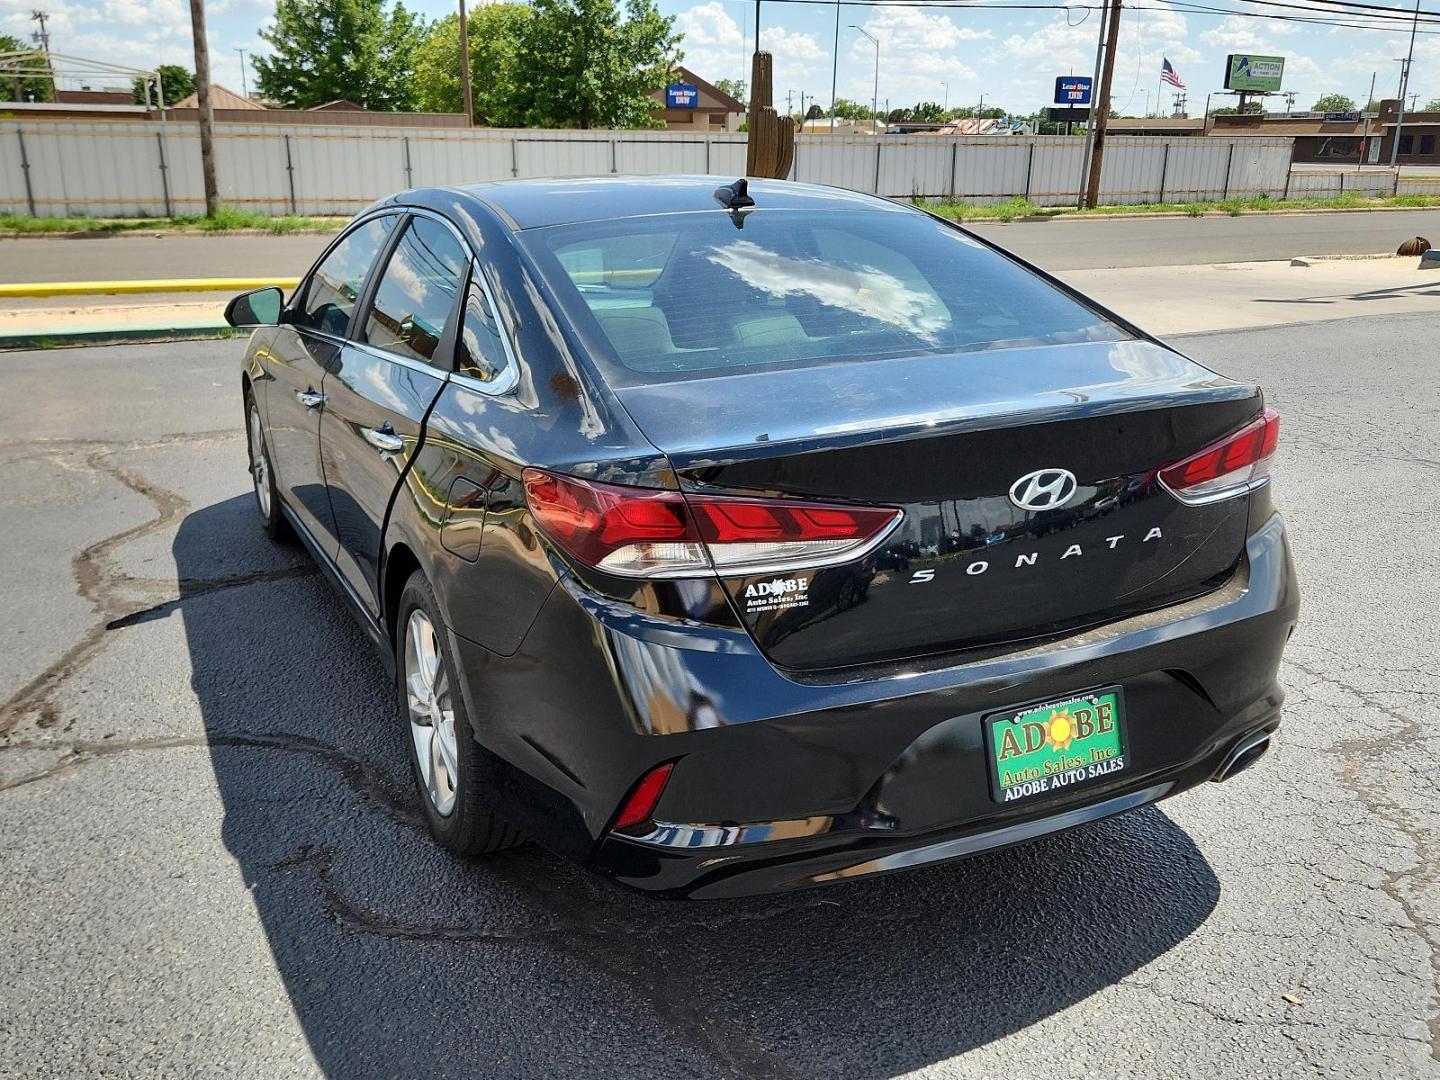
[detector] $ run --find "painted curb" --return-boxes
[0,324,233,351]
[0,278,300,299]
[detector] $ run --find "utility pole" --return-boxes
[1083,0,1122,208]
[31,11,54,99]
[851,25,879,136]
[458,0,474,126]
[1389,0,1420,166]
[189,0,220,218]
[1076,0,1111,207]
[234,47,248,99]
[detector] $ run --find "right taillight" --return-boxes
[1159,408,1280,504]
[521,468,901,578]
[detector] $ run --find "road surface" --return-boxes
[3,207,1439,283]
[1,314,1436,1078]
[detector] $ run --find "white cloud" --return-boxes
[674,1,826,99]
[848,7,986,107]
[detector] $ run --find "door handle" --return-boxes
[363,426,406,454]
[295,389,326,410]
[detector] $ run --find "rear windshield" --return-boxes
[518,208,1127,385]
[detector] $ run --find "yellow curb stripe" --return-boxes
[0,278,301,299]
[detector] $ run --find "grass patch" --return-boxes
[926,191,1440,222]
[1,207,346,235]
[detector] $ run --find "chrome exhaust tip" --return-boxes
[1212,729,1273,783]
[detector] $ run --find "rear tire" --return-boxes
[397,570,523,856]
[244,389,289,542]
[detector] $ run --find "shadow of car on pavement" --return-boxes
[175,494,1220,1079]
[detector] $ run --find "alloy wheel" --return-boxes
[248,404,272,519]
[404,609,459,817]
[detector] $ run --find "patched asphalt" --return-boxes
[1,318,1436,1078]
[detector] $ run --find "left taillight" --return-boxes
[1159,407,1280,504]
[521,468,901,579]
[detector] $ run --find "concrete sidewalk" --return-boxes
[0,256,1435,349]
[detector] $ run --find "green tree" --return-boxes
[253,0,425,111]
[513,0,680,128]
[1210,102,1263,116]
[713,77,745,105]
[0,35,54,103]
[1426,97,1440,111]
[1312,93,1356,113]
[412,5,530,124]
[804,102,823,120]
[909,100,946,122]
[131,64,196,107]
[831,98,866,119]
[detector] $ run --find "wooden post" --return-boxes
[1083,0,1123,208]
[458,0,474,126]
[188,0,220,217]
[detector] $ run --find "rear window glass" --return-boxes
[519,209,1126,385]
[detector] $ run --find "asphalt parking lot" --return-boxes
[1,314,1437,1078]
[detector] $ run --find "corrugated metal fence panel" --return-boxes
[792,137,884,194]
[407,130,514,186]
[951,138,1031,201]
[1399,175,1440,196]
[878,138,954,198]
[4,122,1403,218]
[1,126,33,214]
[1028,138,1087,205]
[213,125,292,214]
[1286,169,1394,198]
[616,135,711,175]
[515,134,612,179]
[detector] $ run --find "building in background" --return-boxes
[647,67,744,131]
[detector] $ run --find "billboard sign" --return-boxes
[1225,54,1285,92]
[1054,76,1093,106]
[666,83,699,109]
[1048,107,1090,122]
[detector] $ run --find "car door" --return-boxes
[263,213,400,551]
[319,211,470,620]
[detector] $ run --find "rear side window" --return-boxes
[363,216,468,365]
[457,276,511,384]
[520,209,1126,385]
[297,215,397,337]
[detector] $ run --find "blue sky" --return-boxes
[3,0,1435,116]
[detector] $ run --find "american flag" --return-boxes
[1161,57,1186,90]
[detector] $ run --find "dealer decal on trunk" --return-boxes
[743,576,811,613]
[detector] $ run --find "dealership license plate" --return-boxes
[985,689,1127,804]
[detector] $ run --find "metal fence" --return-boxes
[0,119,1322,218]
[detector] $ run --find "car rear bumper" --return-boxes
[451,512,1298,898]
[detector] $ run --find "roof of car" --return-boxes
[450,176,912,231]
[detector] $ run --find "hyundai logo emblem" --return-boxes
[1008,468,1078,511]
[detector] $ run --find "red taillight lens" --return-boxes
[1159,408,1280,503]
[612,762,675,831]
[522,468,901,578]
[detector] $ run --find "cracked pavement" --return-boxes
[0,319,1436,1079]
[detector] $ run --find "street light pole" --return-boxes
[850,25,879,135]
[1389,0,1420,166]
[830,0,840,119]
[234,47,248,99]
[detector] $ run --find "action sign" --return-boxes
[666,83,699,109]
[1224,54,1285,93]
[1054,76,1093,106]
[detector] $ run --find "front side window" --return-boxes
[520,209,1126,386]
[297,215,397,337]
[364,216,468,365]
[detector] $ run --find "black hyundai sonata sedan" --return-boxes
[227,176,1298,898]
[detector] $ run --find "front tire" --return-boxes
[244,390,288,541]
[397,571,522,856]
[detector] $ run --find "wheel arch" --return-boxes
[382,540,423,649]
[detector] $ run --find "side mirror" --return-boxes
[224,286,285,328]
